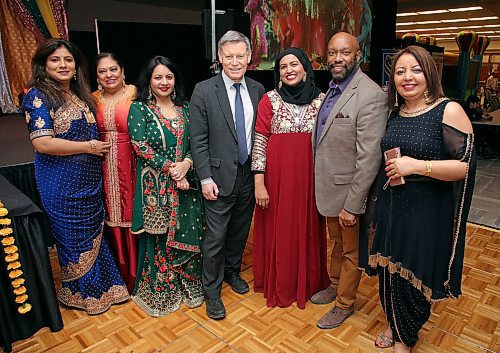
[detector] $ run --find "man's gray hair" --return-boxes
[217,30,251,53]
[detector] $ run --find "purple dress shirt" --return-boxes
[316,70,357,143]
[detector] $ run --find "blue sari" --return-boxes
[22,88,129,315]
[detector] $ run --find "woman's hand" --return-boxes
[385,156,424,179]
[176,178,190,190]
[255,183,270,209]
[169,160,191,181]
[88,140,111,156]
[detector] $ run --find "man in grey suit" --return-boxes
[190,30,265,320]
[312,32,387,328]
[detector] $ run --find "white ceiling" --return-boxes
[396,0,500,46]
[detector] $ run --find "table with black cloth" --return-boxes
[0,175,63,353]
[0,163,54,248]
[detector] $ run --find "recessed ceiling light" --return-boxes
[448,6,482,12]
[416,21,441,24]
[418,10,448,15]
[468,17,499,21]
[397,12,418,17]
[441,19,468,23]
[396,22,416,26]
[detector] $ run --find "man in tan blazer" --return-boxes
[312,32,387,329]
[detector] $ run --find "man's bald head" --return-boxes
[327,32,361,83]
[329,32,360,52]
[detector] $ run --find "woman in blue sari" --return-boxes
[21,39,129,315]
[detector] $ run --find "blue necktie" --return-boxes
[233,83,248,164]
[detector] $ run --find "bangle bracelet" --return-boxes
[89,140,96,151]
[424,160,432,176]
[183,157,193,166]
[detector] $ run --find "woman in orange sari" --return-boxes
[93,53,138,292]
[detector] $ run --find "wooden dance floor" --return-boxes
[8,223,500,353]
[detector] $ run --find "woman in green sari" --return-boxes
[128,56,205,317]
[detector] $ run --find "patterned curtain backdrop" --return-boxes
[6,0,49,42]
[0,0,38,107]
[0,32,18,113]
[36,0,60,38]
[47,0,68,39]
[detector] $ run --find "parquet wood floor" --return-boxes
[8,223,500,353]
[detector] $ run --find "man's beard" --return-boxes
[329,56,359,83]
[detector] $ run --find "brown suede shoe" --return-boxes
[317,306,354,329]
[310,286,337,304]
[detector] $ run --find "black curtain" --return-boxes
[95,21,213,98]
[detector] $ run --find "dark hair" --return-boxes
[95,52,125,70]
[387,45,444,111]
[466,95,480,105]
[135,56,185,106]
[29,38,95,110]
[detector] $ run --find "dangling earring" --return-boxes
[122,74,126,88]
[278,80,283,89]
[303,73,307,82]
[147,87,153,101]
[97,80,102,91]
[394,91,399,107]
[73,70,77,81]
[423,91,430,104]
[171,88,176,101]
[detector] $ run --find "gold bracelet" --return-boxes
[89,140,96,151]
[424,160,432,176]
[183,157,193,166]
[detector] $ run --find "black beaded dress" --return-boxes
[366,98,476,346]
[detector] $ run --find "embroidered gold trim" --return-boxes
[369,253,433,302]
[60,226,103,282]
[30,129,54,140]
[443,133,474,298]
[58,284,129,315]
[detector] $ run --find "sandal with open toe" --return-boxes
[374,331,395,350]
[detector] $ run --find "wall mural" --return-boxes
[245,0,372,70]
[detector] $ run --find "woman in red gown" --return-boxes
[251,48,330,308]
[93,53,138,293]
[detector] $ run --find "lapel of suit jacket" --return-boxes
[245,76,260,130]
[214,74,237,140]
[317,69,364,146]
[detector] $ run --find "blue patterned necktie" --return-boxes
[233,83,248,164]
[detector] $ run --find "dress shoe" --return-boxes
[310,286,337,304]
[205,297,226,320]
[224,272,249,294]
[317,306,354,329]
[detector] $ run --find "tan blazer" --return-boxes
[314,69,388,217]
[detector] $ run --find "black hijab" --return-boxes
[273,47,321,105]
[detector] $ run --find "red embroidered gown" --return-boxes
[251,90,330,308]
[94,85,138,293]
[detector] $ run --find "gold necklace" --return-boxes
[399,104,430,115]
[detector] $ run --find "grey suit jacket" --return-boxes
[313,69,388,216]
[190,73,265,196]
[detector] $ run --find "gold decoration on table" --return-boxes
[12,278,25,288]
[0,198,31,314]
[1,236,15,245]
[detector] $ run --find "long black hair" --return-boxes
[135,56,185,106]
[29,38,94,110]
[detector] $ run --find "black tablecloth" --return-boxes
[0,175,63,353]
[0,163,54,248]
